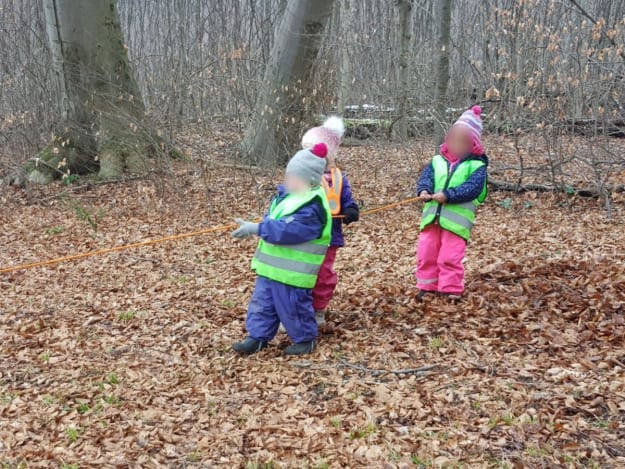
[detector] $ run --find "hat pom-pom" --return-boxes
[322,116,345,138]
[471,105,482,117]
[312,142,328,158]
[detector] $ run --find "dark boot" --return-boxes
[439,292,463,302]
[233,337,267,354]
[314,310,327,326]
[284,340,316,356]
[417,290,434,300]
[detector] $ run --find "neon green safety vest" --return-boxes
[420,155,487,240]
[251,187,332,288]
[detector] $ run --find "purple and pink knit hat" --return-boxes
[440,106,484,160]
[452,105,483,144]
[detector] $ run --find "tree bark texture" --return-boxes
[336,0,351,116]
[32,0,153,183]
[395,0,413,140]
[433,0,452,147]
[241,0,335,167]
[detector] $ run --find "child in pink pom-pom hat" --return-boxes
[415,106,489,299]
[300,117,359,325]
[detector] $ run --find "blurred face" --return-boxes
[446,126,473,158]
[284,174,311,194]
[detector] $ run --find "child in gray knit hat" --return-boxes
[231,143,333,356]
[285,145,328,189]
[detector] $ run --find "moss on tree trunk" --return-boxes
[28,130,98,184]
[31,0,158,183]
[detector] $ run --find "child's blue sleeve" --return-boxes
[259,200,326,245]
[417,163,434,194]
[340,175,359,214]
[444,166,487,204]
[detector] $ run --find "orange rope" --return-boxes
[0,197,420,274]
[360,196,420,217]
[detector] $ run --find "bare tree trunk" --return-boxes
[240,0,335,166]
[433,0,453,146]
[31,0,155,183]
[43,0,70,122]
[395,0,413,140]
[336,0,351,116]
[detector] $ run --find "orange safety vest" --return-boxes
[321,167,343,215]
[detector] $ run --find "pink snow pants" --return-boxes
[312,246,339,311]
[416,224,467,295]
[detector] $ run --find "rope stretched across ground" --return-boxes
[0,197,420,275]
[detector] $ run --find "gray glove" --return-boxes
[232,218,259,239]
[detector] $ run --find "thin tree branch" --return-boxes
[338,359,439,377]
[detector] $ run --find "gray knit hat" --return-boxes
[285,143,328,186]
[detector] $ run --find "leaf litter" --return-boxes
[0,133,624,468]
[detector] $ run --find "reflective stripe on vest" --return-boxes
[419,155,486,240]
[254,250,322,275]
[422,201,478,230]
[251,186,332,288]
[321,168,343,215]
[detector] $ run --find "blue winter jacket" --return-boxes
[328,172,359,247]
[258,186,327,245]
[417,154,489,204]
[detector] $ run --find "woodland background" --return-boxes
[1,0,624,180]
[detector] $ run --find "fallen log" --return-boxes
[565,118,625,138]
[488,178,625,197]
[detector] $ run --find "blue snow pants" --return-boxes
[246,276,318,343]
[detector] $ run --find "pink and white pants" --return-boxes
[416,224,467,295]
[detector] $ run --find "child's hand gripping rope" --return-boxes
[419,191,447,204]
[342,207,359,225]
[231,219,260,239]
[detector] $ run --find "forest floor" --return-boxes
[1,132,625,468]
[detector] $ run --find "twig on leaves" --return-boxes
[290,360,440,377]
[577,431,625,457]
[121,254,162,265]
[610,358,625,370]
[290,360,327,370]
[338,359,438,377]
